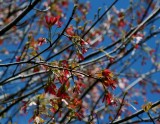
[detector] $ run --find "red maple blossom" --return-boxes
[45,16,58,27]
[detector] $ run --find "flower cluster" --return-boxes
[68,98,84,120]
[37,37,46,46]
[45,82,57,95]
[66,26,74,36]
[73,80,86,94]
[102,92,113,105]
[102,69,117,90]
[98,69,117,105]
[65,26,89,60]
[45,15,62,28]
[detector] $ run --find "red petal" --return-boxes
[16,56,21,62]
[45,16,50,25]
[50,17,57,25]
[102,69,111,77]
[66,26,74,36]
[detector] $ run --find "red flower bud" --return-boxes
[16,56,21,62]
[102,69,112,77]
[66,26,74,36]
[77,53,84,60]
[38,37,46,46]
[45,16,58,27]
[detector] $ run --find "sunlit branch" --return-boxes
[0,61,99,85]
[111,100,160,124]
[123,115,160,124]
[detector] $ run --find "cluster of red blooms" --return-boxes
[65,26,89,60]
[102,92,113,105]
[43,59,86,120]
[57,84,70,99]
[117,11,126,28]
[101,69,117,105]
[44,61,71,106]
[45,82,56,95]
[45,80,70,100]
[45,15,62,28]
[102,69,116,90]
[68,98,84,120]
[73,80,86,94]
[45,81,85,120]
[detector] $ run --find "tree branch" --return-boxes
[111,100,160,124]
[0,0,41,36]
